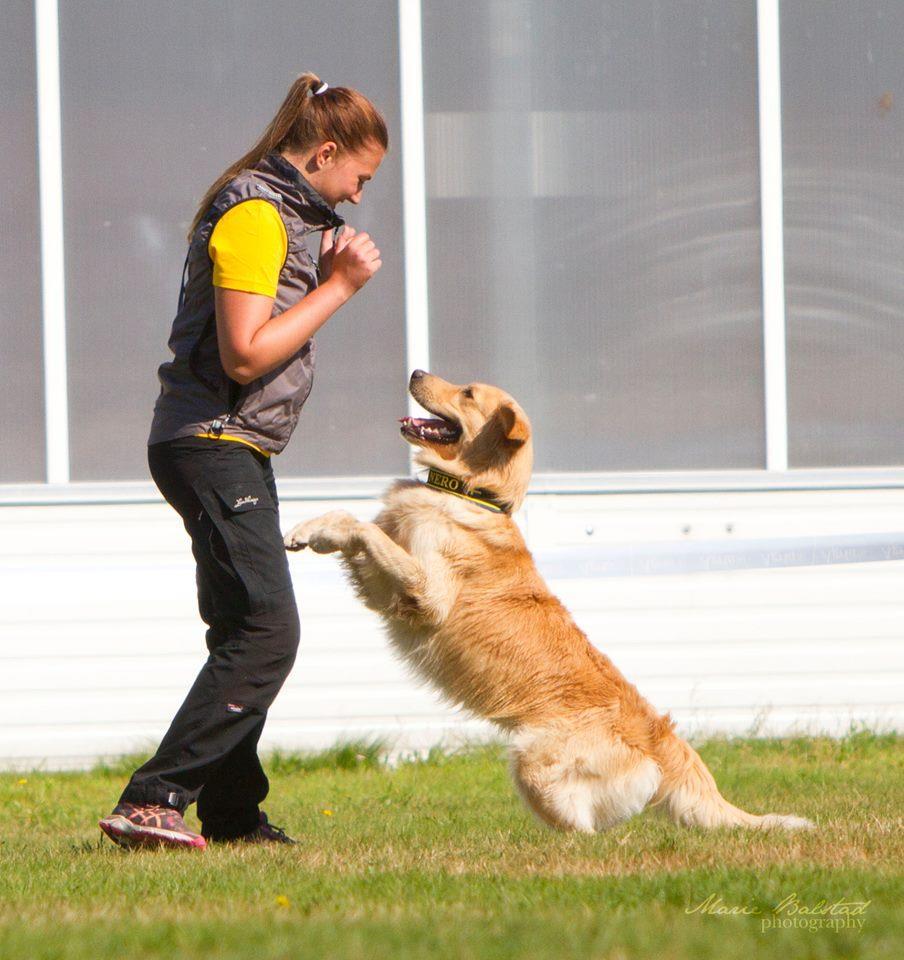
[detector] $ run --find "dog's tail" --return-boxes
[653,731,815,831]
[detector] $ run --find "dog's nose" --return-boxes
[410,369,427,381]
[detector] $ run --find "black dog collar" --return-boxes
[425,467,510,514]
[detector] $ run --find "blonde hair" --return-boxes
[187,72,388,240]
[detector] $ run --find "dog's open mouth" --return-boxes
[398,416,462,445]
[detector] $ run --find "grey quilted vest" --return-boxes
[149,152,344,454]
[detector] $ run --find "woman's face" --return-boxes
[303,140,385,208]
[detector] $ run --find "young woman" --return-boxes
[99,73,387,849]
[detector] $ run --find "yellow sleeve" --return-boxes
[208,199,288,297]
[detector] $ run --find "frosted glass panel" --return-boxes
[60,0,406,481]
[423,0,765,471]
[1,2,44,482]
[782,1,904,467]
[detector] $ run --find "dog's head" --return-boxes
[399,370,533,512]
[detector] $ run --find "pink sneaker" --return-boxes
[99,802,207,850]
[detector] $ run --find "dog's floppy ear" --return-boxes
[495,403,529,444]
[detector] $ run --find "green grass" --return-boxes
[0,732,901,959]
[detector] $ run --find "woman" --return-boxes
[99,73,387,849]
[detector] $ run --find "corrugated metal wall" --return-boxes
[2,487,902,769]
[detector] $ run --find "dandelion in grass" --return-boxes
[275,895,290,909]
[322,809,334,817]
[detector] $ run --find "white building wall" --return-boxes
[1,485,903,770]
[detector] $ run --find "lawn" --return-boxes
[0,732,900,960]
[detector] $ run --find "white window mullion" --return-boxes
[398,0,431,473]
[757,0,789,472]
[35,0,70,484]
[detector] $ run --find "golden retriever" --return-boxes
[284,371,814,833]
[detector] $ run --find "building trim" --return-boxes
[35,0,70,484]
[398,0,431,471]
[756,0,789,471]
[5,468,904,507]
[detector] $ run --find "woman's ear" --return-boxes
[496,403,530,444]
[315,141,338,168]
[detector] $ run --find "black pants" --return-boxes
[120,437,300,839]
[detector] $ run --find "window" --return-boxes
[423,0,765,471]
[1,1,44,482]
[59,0,407,481]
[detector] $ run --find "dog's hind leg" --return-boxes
[510,729,663,833]
[510,753,598,833]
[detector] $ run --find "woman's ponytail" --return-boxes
[187,73,387,240]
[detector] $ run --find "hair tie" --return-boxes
[313,81,329,95]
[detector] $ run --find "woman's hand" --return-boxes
[318,225,356,281]
[214,227,381,385]
[328,231,382,295]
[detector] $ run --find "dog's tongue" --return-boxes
[399,415,461,443]
[399,417,446,428]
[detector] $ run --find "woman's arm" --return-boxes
[216,230,381,384]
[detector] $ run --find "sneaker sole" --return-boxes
[204,834,297,845]
[99,815,207,850]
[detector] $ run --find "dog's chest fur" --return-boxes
[377,481,526,583]
[343,481,610,726]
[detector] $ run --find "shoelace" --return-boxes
[258,815,290,840]
[118,803,187,829]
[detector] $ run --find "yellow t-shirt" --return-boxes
[208,198,288,297]
[195,198,289,456]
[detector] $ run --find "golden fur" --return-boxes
[285,372,814,833]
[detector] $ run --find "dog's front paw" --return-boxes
[284,511,358,555]
[284,520,312,552]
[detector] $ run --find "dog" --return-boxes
[284,371,814,833]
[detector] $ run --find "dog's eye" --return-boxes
[461,386,474,399]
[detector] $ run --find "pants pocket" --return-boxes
[197,478,294,615]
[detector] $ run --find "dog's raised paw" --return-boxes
[283,512,358,555]
[283,524,310,552]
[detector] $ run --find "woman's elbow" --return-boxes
[218,349,258,385]
[227,364,258,385]
[231,371,256,386]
